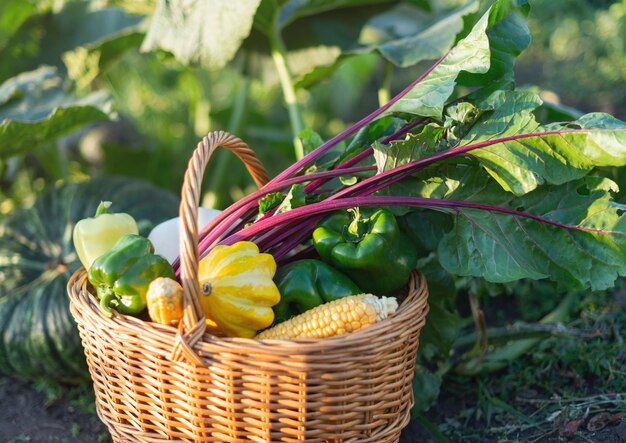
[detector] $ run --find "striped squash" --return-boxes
[0,177,179,381]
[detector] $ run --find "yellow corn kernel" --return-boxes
[255,294,398,340]
[146,277,185,326]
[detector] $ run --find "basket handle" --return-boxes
[171,131,269,364]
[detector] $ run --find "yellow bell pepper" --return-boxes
[73,201,138,269]
[198,241,280,338]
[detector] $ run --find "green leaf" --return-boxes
[293,0,480,87]
[370,0,479,67]
[411,367,441,414]
[415,256,460,361]
[275,184,307,214]
[534,97,584,125]
[464,92,626,195]
[373,123,446,172]
[299,127,325,156]
[246,1,393,85]
[276,0,395,30]
[0,0,41,44]
[141,0,262,69]
[438,173,626,290]
[258,192,285,217]
[63,29,145,90]
[399,209,454,254]
[0,2,144,82]
[302,117,402,174]
[0,66,111,158]
[248,0,480,88]
[458,0,530,85]
[384,4,491,118]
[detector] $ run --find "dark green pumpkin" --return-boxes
[0,177,180,381]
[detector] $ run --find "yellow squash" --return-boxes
[146,277,184,326]
[198,241,280,338]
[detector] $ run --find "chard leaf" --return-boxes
[384,5,491,118]
[0,66,111,158]
[458,0,530,86]
[437,174,626,290]
[258,192,285,217]
[383,0,530,119]
[368,0,479,67]
[374,123,445,172]
[141,0,262,69]
[299,127,325,157]
[275,184,307,214]
[253,1,480,88]
[411,367,441,415]
[399,210,454,254]
[384,255,459,369]
[411,257,459,413]
[461,91,626,195]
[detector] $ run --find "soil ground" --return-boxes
[1,375,624,443]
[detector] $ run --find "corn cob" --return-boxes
[255,294,398,340]
[146,277,185,326]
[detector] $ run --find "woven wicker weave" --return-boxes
[68,131,430,442]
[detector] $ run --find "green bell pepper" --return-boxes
[87,234,175,316]
[273,259,361,323]
[312,207,417,294]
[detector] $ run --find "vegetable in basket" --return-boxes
[88,234,175,317]
[312,208,417,294]
[148,207,222,264]
[256,294,398,340]
[73,200,138,269]
[273,259,361,323]
[146,277,184,326]
[198,241,280,338]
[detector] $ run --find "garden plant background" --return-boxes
[0,0,625,442]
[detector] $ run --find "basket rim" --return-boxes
[68,268,429,350]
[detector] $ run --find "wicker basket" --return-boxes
[68,132,430,443]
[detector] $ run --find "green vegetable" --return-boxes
[88,234,175,316]
[273,259,361,323]
[0,177,179,381]
[312,208,417,294]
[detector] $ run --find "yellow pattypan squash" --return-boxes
[198,241,280,338]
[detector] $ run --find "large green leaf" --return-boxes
[373,123,447,172]
[457,0,530,85]
[384,6,491,118]
[0,177,180,381]
[252,0,395,39]
[276,0,394,30]
[368,0,479,67]
[244,1,397,85]
[292,0,480,87]
[437,173,626,290]
[376,91,626,198]
[463,92,626,195]
[409,257,459,413]
[0,2,145,82]
[141,0,262,69]
[415,257,460,361]
[245,0,485,88]
[0,66,111,158]
[0,0,41,44]
[379,0,530,119]
[63,29,145,89]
